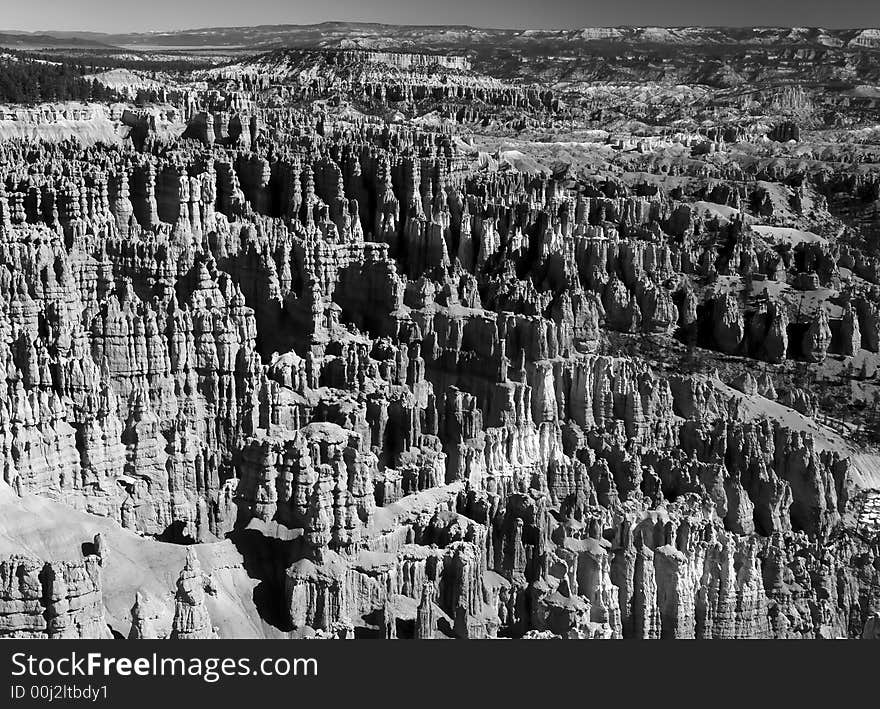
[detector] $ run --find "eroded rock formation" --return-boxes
[1,31,880,641]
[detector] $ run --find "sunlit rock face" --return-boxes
[0,25,879,640]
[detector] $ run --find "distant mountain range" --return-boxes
[0,31,113,48]
[3,23,880,51]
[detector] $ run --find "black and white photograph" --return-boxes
[0,0,879,696]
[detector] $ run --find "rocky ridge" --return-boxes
[0,33,879,640]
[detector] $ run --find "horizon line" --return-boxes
[4,22,880,35]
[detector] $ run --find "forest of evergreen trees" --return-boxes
[0,56,120,104]
[28,50,219,73]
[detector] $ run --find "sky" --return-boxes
[2,0,878,34]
